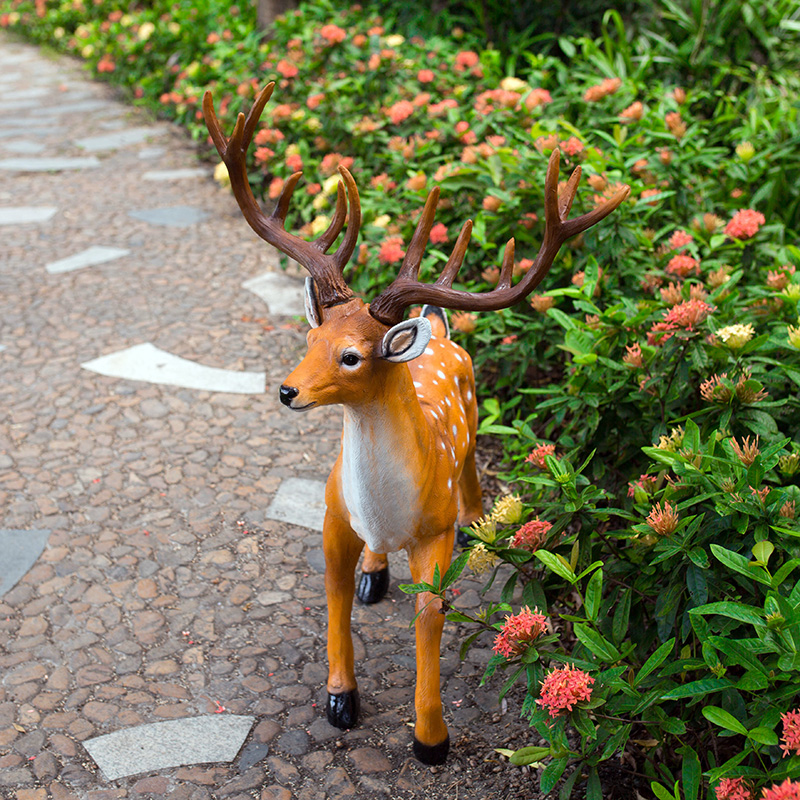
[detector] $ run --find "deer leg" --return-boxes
[323,510,364,729]
[456,445,483,546]
[356,547,390,605]
[406,529,455,765]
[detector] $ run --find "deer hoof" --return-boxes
[326,689,360,729]
[413,734,450,765]
[356,566,389,605]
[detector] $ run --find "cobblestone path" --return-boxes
[0,35,536,800]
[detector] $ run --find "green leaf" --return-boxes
[541,757,569,795]
[651,782,680,800]
[660,678,731,700]
[441,551,469,590]
[612,589,632,645]
[634,638,675,685]
[574,623,621,662]
[702,706,748,736]
[747,726,779,746]
[679,745,701,800]
[689,601,765,627]
[710,544,771,586]
[586,767,602,800]
[509,745,550,766]
[534,550,577,583]
[585,568,603,622]
[600,724,632,762]
[398,582,434,595]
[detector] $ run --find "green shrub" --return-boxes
[6,1,800,796]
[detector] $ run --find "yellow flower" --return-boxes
[310,215,330,236]
[322,174,340,196]
[500,76,528,93]
[372,214,391,229]
[467,542,498,575]
[167,21,180,35]
[735,141,755,162]
[788,325,800,350]
[491,494,523,524]
[384,34,405,47]
[716,323,755,349]
[213,162,230,187]
[656,427,684,452]
[138,21,155,41]
[81,44,94,58]
[469,516,497,544]
[312,194,328,211]
[783,284,800,302]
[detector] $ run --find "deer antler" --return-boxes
[368,150,630,326]
[202,82,360,308]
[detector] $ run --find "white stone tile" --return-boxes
[0,156,100,172]
[2,140,46,154]
[0,206,57,225]
[242,271,306,317]
[83,715,255,781]
[142,168,209,181]
[265,477,327,531]
[46,246,130,274]
[0,529,51,598]
[81,342,266,394]
[75,125,166,152]
[128,206,209,227]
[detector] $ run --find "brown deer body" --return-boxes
[203,82,628,764]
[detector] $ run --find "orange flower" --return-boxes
[537,665,594,717]
[378,236,405,264]
[583,77,622,102]
[510,520,552,551]
[724,209,766,240]
[417,69,434,83]
[319,24,346,44]
[429,223,448,245]
[620,101,643,121]
[276,59,298,78]
[646,501,679,535]
[666,254,700,278]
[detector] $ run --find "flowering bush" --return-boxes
[6,0,800,797]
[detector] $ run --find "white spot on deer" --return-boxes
[432,380,438,386]
[445,396,452,407]
[430,409,438,419]
[452,424,458,438]
[413,381,422,388]
[454,353,463,362]
[440,441,446,450]
[447,478,452,489]
[437,369,446,379]
[425,348,434,355]
[466,389,473,401]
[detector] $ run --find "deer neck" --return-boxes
[339,365,432,552]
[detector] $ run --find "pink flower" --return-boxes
[559,137,584,157]
[319,153,354,176]
[493,607,547,658]
[454,50,479,71]
[662,299,713,329]
[781,708,800,757]
[319,24,346,44]
[666,254,700,278]
[286,153,303,172]
[724,209,766,240]
[511,519,552,551]
[620,101,643,121]
[387,100,415,125]
[378,236,405,264]
[530,294,554,312]
[715,777,754,800]
[583,77,621,102]
[524,88,552,110]
[525,444,557,469]
[627,474,657,498]
[429,223,448,245]
[536,665,594,717]
[761,779,800,800]
[623,342,644,367]
[276,59,298,78]
[668,230,693,250]
[646,501,679,535]
[307,93,324,110]
[417,69,434,83]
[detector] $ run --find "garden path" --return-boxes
[0,34,539,800]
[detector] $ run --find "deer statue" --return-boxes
[203,82,629,764]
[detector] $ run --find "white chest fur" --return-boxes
[340,409,419,554]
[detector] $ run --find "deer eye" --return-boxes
[341,352,361,367]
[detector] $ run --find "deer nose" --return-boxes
[279,385,299,406]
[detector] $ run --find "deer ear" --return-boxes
[304,277,322,328]
[381,317,432,363]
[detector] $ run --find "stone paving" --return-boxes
[0,35,539,800]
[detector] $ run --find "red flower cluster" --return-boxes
[525,443,557,469]
[724,209,766,240]
[536,665,594,717]
[319,24,346,44]
[666,254,700,278]
[378,236,405,264]
[715,777,753,800]
[492,607,547,658]
[781,708,800,757]
[668,229,693,250]
[510,518,552,551]
[761,779,800,800]
[583,77,621,102]
[627,473,657,498]
[387,100,414,125]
